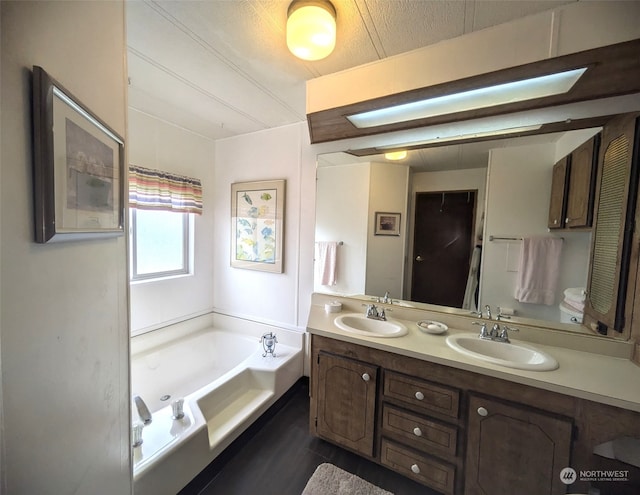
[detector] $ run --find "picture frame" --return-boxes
[374,212,401,236]
[32,66,125,243]
[231,179,285,273]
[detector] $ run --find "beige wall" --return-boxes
[1,2,130,493]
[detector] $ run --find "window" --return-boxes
[130,209,193,281]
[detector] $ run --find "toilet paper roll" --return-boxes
[325,302,342,313]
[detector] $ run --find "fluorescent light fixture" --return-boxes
[384,150,407,161]
[347,68,587,128]
[378,124,543,150]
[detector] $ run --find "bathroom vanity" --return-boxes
[307,295,640,495]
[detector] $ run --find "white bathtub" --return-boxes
[131,313,304,495]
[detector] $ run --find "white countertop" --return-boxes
[306,299,640,413]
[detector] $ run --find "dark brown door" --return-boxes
[411,191,476,307]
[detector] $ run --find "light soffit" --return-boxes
[306,39,640,144]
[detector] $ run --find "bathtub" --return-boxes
[131,313,304,495]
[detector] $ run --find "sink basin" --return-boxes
[445,333,558,371]
[334,313,408,338]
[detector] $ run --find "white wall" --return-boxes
[315,163,369,296]
[481,143,591,321]
[0,2,130,494]
[213,123,315,329]
[366,162,409,298]
[128,110,215,333]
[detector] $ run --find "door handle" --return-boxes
[415,255,423,262]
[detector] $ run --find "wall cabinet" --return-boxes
[464,395,572,495]
[548,135,599,230]
[548,156,569,229]
[309,334,640,495]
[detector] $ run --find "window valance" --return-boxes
[129,165,202,215]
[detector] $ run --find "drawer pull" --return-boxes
[477,406,489,417]
[411,463,420,474]
[413,427,422,437]
[362,373,370,382]
[415,391,424,400]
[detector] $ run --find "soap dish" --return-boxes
[417,320,448,335]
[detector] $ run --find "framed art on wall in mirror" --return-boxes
[374,212,401,236]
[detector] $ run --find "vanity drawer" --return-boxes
[381,438,456,495]
[384,371,460,418]
[382,404,458,457]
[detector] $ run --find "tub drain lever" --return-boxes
[260,332,278,357]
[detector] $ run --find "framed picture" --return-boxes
[231,179,285,273]
[374,212,401,236]
[32,66,125,243]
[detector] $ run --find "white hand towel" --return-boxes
[315,241,338,286]
[514,236,563,305]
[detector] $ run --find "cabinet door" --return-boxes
[316,352,378,457]
[548,156,569,229]
[584,113,640,333]
[565,135,599,228]
[465,395,572,495]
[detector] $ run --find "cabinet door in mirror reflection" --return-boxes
[585,113,640,333]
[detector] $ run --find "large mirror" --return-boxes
[314,127,606,335]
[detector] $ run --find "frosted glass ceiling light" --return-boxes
[347,68,587,128]
[384,150,408,161]
[287,0,336,61]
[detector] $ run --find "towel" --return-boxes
[514,236,563,305]
[315,241,338,286]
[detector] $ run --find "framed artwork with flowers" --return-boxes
[231,179,285,273]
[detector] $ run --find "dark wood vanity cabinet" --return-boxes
[310,334,640,495]
[315,352,378,457]
[548,135,599,230]
[464,395,572,495]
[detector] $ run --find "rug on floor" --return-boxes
[301,463,394,495]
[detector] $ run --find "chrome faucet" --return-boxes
[473,321,518,343]
[381,291,392,304]
[363,303,388,321]
[133,395,152,425]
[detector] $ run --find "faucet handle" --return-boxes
[472,321,489,338]
[496,306,511,320]
[484,304,492,320]
[499,325,519,341]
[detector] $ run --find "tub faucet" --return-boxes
[134,395,152,425]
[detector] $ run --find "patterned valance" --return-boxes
[129,165,202,215]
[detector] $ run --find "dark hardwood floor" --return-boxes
[179,378,436,495]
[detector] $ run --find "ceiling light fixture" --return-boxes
[347,68,587,128]
[384,150,408,161]
[378,124,543,151]
[287,0,336,61]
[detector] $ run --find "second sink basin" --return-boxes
[445,333,558,371]
[334,313,408,338]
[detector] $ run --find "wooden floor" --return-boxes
[179,378,437,495]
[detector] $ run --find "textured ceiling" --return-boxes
[126,0,576,142]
